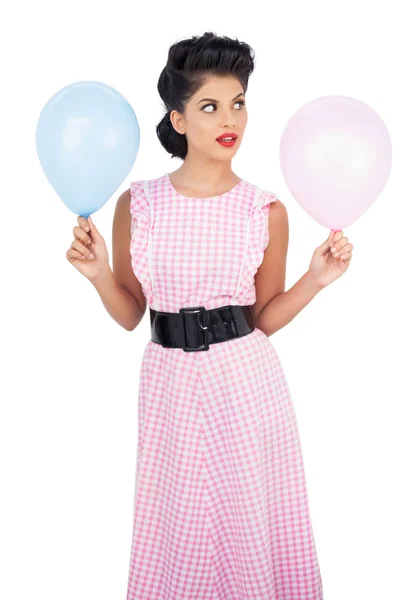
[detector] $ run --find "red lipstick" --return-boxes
[216,132,238,147]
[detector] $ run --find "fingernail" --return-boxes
[85,227,89,232]
[89,253,95,259]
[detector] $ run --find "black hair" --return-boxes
[156,31,255,160]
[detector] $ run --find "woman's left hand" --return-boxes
[308,230,353,289]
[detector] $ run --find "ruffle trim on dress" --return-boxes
[130,180,156,308]
[232,187,278,305]
[258,189,279,251]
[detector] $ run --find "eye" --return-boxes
[201,100,246,113]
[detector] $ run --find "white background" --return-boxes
[2,1,399,598]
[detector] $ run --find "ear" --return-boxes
[170,109,186,135]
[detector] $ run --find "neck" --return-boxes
[173,156,237,188]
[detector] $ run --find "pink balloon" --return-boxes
[279,96,392,230]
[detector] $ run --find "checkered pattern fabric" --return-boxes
[126,173,323,599]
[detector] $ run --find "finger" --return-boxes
[330,237,349,255]
[73,225,92,246]
[336,243,353,257]
[339,251,352,261]
[72,239,95,259]
[320,237,334,254]
[336,244,353,258]
[77,216,90,233]
[320,229,336,252]
[66,248,87,262]
[329,230,344,247]
[87,216,101,241]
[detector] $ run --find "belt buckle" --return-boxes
[179,306,209,352]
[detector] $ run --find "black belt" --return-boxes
[150,304,255,352]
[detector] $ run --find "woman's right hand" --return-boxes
[66,215,110,282]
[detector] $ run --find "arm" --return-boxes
[91,189,147,331]
[253,200,323,337]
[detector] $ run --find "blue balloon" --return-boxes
[35,81,140,218]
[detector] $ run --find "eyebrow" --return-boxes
[196,92,245,105]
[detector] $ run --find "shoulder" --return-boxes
[253,184,288,240]
[130,174,165,194]
[114,180,146,205]
[113,189,130,219]
[269,197,288,222]
[113,181,148,221]
[129,175,166,201]
[117,188,131,205]
[112,190,131,237]
[126,180,151,216]
[266,193,288,234]
[268,198,288,250]
[247,181,287,219]
[130,180,146,198]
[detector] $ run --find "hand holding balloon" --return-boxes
[307,230,354,289]
[66,216,110,283]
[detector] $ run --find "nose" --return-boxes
[218,110,236,129]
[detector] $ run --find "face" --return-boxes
[170,75,248,159]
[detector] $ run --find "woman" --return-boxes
[67,32,352,600]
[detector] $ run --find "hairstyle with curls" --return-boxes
[156,32,255,160]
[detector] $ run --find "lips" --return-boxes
[216,133,238,141]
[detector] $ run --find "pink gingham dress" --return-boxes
[126,173,323,599]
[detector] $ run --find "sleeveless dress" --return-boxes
[126,173,324,600]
